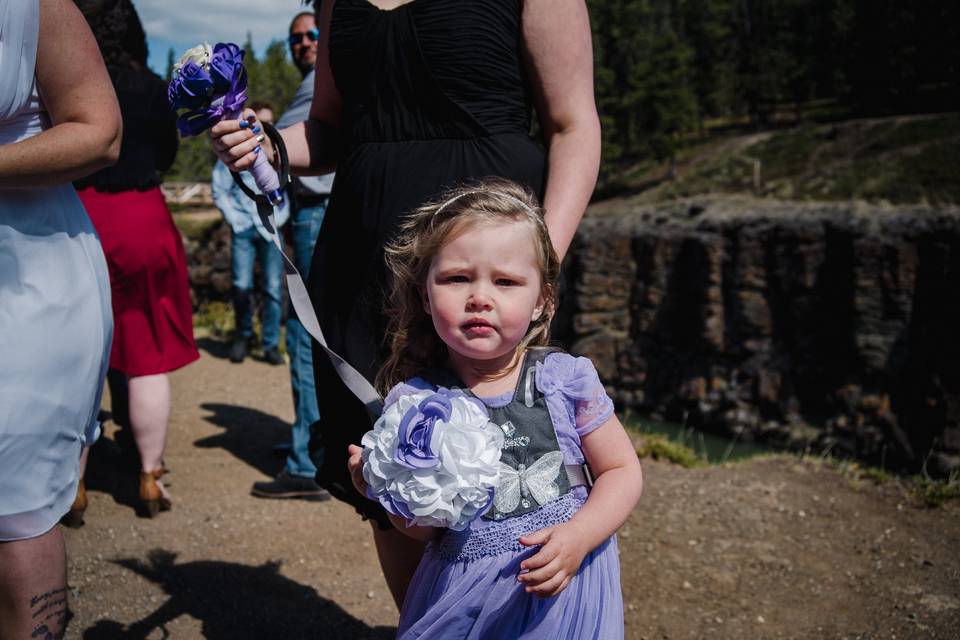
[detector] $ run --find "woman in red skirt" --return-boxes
[73,0,199,519]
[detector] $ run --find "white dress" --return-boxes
[0,0,112,540]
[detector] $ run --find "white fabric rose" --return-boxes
[361,389,503,531]
[175,43,213,73]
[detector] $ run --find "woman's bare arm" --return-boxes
[522,0,601,260]
[0,0,121,188]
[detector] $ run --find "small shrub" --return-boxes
[636,433,704,468]
[193,301,234,339]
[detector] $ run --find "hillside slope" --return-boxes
[597,113,960,209]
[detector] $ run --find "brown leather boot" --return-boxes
[139,469,172,518]
[61,478,87,528]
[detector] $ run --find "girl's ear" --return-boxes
[531,296,546,322]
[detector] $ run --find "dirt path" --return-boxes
[64,344,960,639]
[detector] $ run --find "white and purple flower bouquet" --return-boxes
[361,389,504,531]
[167,42,281,202]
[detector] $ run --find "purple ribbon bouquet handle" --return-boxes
[167,43,282,204]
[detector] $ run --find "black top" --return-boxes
[329,0,534,142]
[74,66,178,192]
[308,0,548,518]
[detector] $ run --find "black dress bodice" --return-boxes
[330,0,534,143]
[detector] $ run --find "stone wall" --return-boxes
[557,197,960,475]
[182,219,233,305]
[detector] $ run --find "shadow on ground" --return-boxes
[195,336,231,361]
[195,403,290,478]
[84,427,146,518]
[81,549,395,639]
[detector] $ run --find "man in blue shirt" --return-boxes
[211,103,289,366]
[251,11,334,500]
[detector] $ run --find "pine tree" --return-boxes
[589,0,656,169]
[165,47,175,82]
[640,16,699,175]
[681,0,738,128]
[249,40,301,120]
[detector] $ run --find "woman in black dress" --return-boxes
[211,0,599,607]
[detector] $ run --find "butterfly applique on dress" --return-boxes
[493,450,564,515]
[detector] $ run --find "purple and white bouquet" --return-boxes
[167,42,281,203]
[361,389,504,531]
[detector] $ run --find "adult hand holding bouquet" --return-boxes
[167,43,282,204]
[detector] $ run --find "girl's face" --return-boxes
[423,219,545,375]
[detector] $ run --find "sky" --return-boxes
[137,0,310,75]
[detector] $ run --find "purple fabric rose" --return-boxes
[394,393,453,469]
[167,43,250,137]
[168,60,213,111]
[209,43,244,93]
[371,488,416,522]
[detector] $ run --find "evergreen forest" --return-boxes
[165,0,960,194]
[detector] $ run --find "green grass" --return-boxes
[860,114,960,155]
[193,301,235,339]
[914,473,960,508]
[624,413,771,466]
[752,124,822,182]
[172,212,220,242]
[193,301,288,356]
[787,450,960,509]
[625,416,960,508]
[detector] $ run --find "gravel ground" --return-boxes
[63,345,960,639]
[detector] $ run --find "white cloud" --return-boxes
[135,0,309,72]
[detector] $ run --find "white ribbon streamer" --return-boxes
[253,195,384,421]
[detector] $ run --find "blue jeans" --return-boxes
[284,201,327,478]
[231,226,283,350]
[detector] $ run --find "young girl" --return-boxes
[347,179,643,639]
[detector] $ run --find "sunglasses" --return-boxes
[288,28,320,46]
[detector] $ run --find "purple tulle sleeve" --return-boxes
[535,353,615,439]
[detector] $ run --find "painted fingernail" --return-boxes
[255,134,265,143]
[239,120,250,129]
[254,145,261,154]
[252,125,261,134]
[246,114,257,122]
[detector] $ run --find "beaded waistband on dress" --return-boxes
[431,492,585,562]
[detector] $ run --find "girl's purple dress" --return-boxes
[392,352,624,639]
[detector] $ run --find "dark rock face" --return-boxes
[182,220,233,305]
[559,197,960,475]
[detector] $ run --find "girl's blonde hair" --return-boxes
[377,178,561,393]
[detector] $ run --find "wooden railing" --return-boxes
[162,182,213,207]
